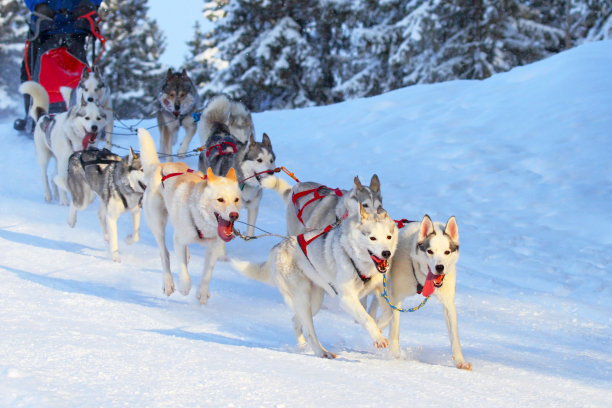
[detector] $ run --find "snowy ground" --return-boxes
[1,40,611,407]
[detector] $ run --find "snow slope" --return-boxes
[0,40,611,407]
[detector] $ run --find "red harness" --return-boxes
[394,218,414,229]
[297,224,333,258]
[161,169,206,187]
[292,186,343,226]
[206,141,237,158]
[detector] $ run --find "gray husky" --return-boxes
[232,204,398,358]
[264,174,383,235]
[156,69,198,160]
[198,95,278,237]
[67,147,146,262]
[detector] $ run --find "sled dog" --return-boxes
[198,94,255,145]
[198,96,277,236]
[232,204,398,358]
[156,69,199,160]
[138,128,241,303]
[373,214,471,370]
[263,173,382,235]
[60,66,114,149]
[20,81,107,205]
[67,147,146,262]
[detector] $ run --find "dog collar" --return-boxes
[347,252,371,283]
[411,259,424,294]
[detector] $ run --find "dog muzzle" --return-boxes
[215,212,236,242]
[82,131,98,149]
[421,269,445,297]
[369,251,389,273]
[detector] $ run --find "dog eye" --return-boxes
[85,116,90,120]
[234,197,239,203]
[362,203,369,208]
[370,237,377,241]
[444,250,450,255]
[96,117,101,120]
[257,158,263,163]
[217,198,225,203]
[427,249,434,255]
[387,235,392,240]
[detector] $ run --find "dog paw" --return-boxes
[389,344,401,359]
[196,287,210,304]
[163,275,175,296]
[318,350,337,359]
[178,281,191,296]
[111,251,121,263]
[44,193,52,202]
[125,234,139,245]
[374,336,389,349]
[456,361,472,371]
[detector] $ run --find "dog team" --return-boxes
[19,66,471,371]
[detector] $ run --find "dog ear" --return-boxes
[354,176,363,191]
[248,132,255,146]
[262,133,272,148]
[444,216,459,243]
[166,68,173,78]
[181,69,187,77]
[206,167,217,182]
[128,147,135,163]
[369,174,380,193]
[225,167,237,182]
[82,67,89,79]
[359,202,369,220]
[418,214,435,242]
[80,94,87,107]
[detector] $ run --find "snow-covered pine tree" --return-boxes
[98,0,166,119]
[199,0,325,111]
[184,20,211,89]
[0,0,28,116]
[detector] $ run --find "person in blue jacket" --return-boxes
[15,0,103,131]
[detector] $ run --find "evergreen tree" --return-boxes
[98,0,166,119]
[0,0,28,116]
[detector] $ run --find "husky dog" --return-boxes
[67,147,146,262]
[138,128,241,303]
[373,214,471,370]
[156,69,198,160]
[20,81,107,205]
[232,204,398,358]
[263,174,382,235]
[60,66,114,149]
[198,96,277,237]
[198,94,255,145]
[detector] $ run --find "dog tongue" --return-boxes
[422,271,436,297]
[217,217,234,242]
[82,132,96,150]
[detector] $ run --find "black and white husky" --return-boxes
[67,147,146,262]
[60,66,113,149]
[232,204,398,358]
[198,95,278,236]
[372,214,471,370]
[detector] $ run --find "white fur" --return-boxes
[138,129,242,303]
[373,215,471,370]
[21,81,107,205]
[232,205,398,358]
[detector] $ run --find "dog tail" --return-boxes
[230,258,274,286]
[59,86,73,108]
[261,176,292,204]
[137,128,160,176]
[201,94,231,143]
[19,81,49,121]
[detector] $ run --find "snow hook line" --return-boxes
[380,273,429,312]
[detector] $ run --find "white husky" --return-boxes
[60,66,114,149]
[373,214,471,370]
[20,81,107,205]
[138,128,242,304]
[232,204,398,358]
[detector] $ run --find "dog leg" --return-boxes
[291,315,307,349]
[106,204,121,263]
[439,293,471,370]
[290,287,336,358]
[97,203,109,241]
[174,233,192,296]
[388,309,402,358]
[339,293,388,349]
[177,119,196,156]
[246,193,262,237]
[144,191,174,295]
[68,202,78,227]
[196,239,224,304]
[104,109,113,149]
[35,140,53,202]
[53,157,71,206]
[125,207,141,245]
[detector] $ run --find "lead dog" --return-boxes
[60,66,114,149]
[156,69,198,160]
[138,128,241,303]
[20,81,107,205]
[232,204,398,358]
[67,147,146,262]
[372,214,471,370]
[198,95,278,236]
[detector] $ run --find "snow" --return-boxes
[1,39,612,407]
